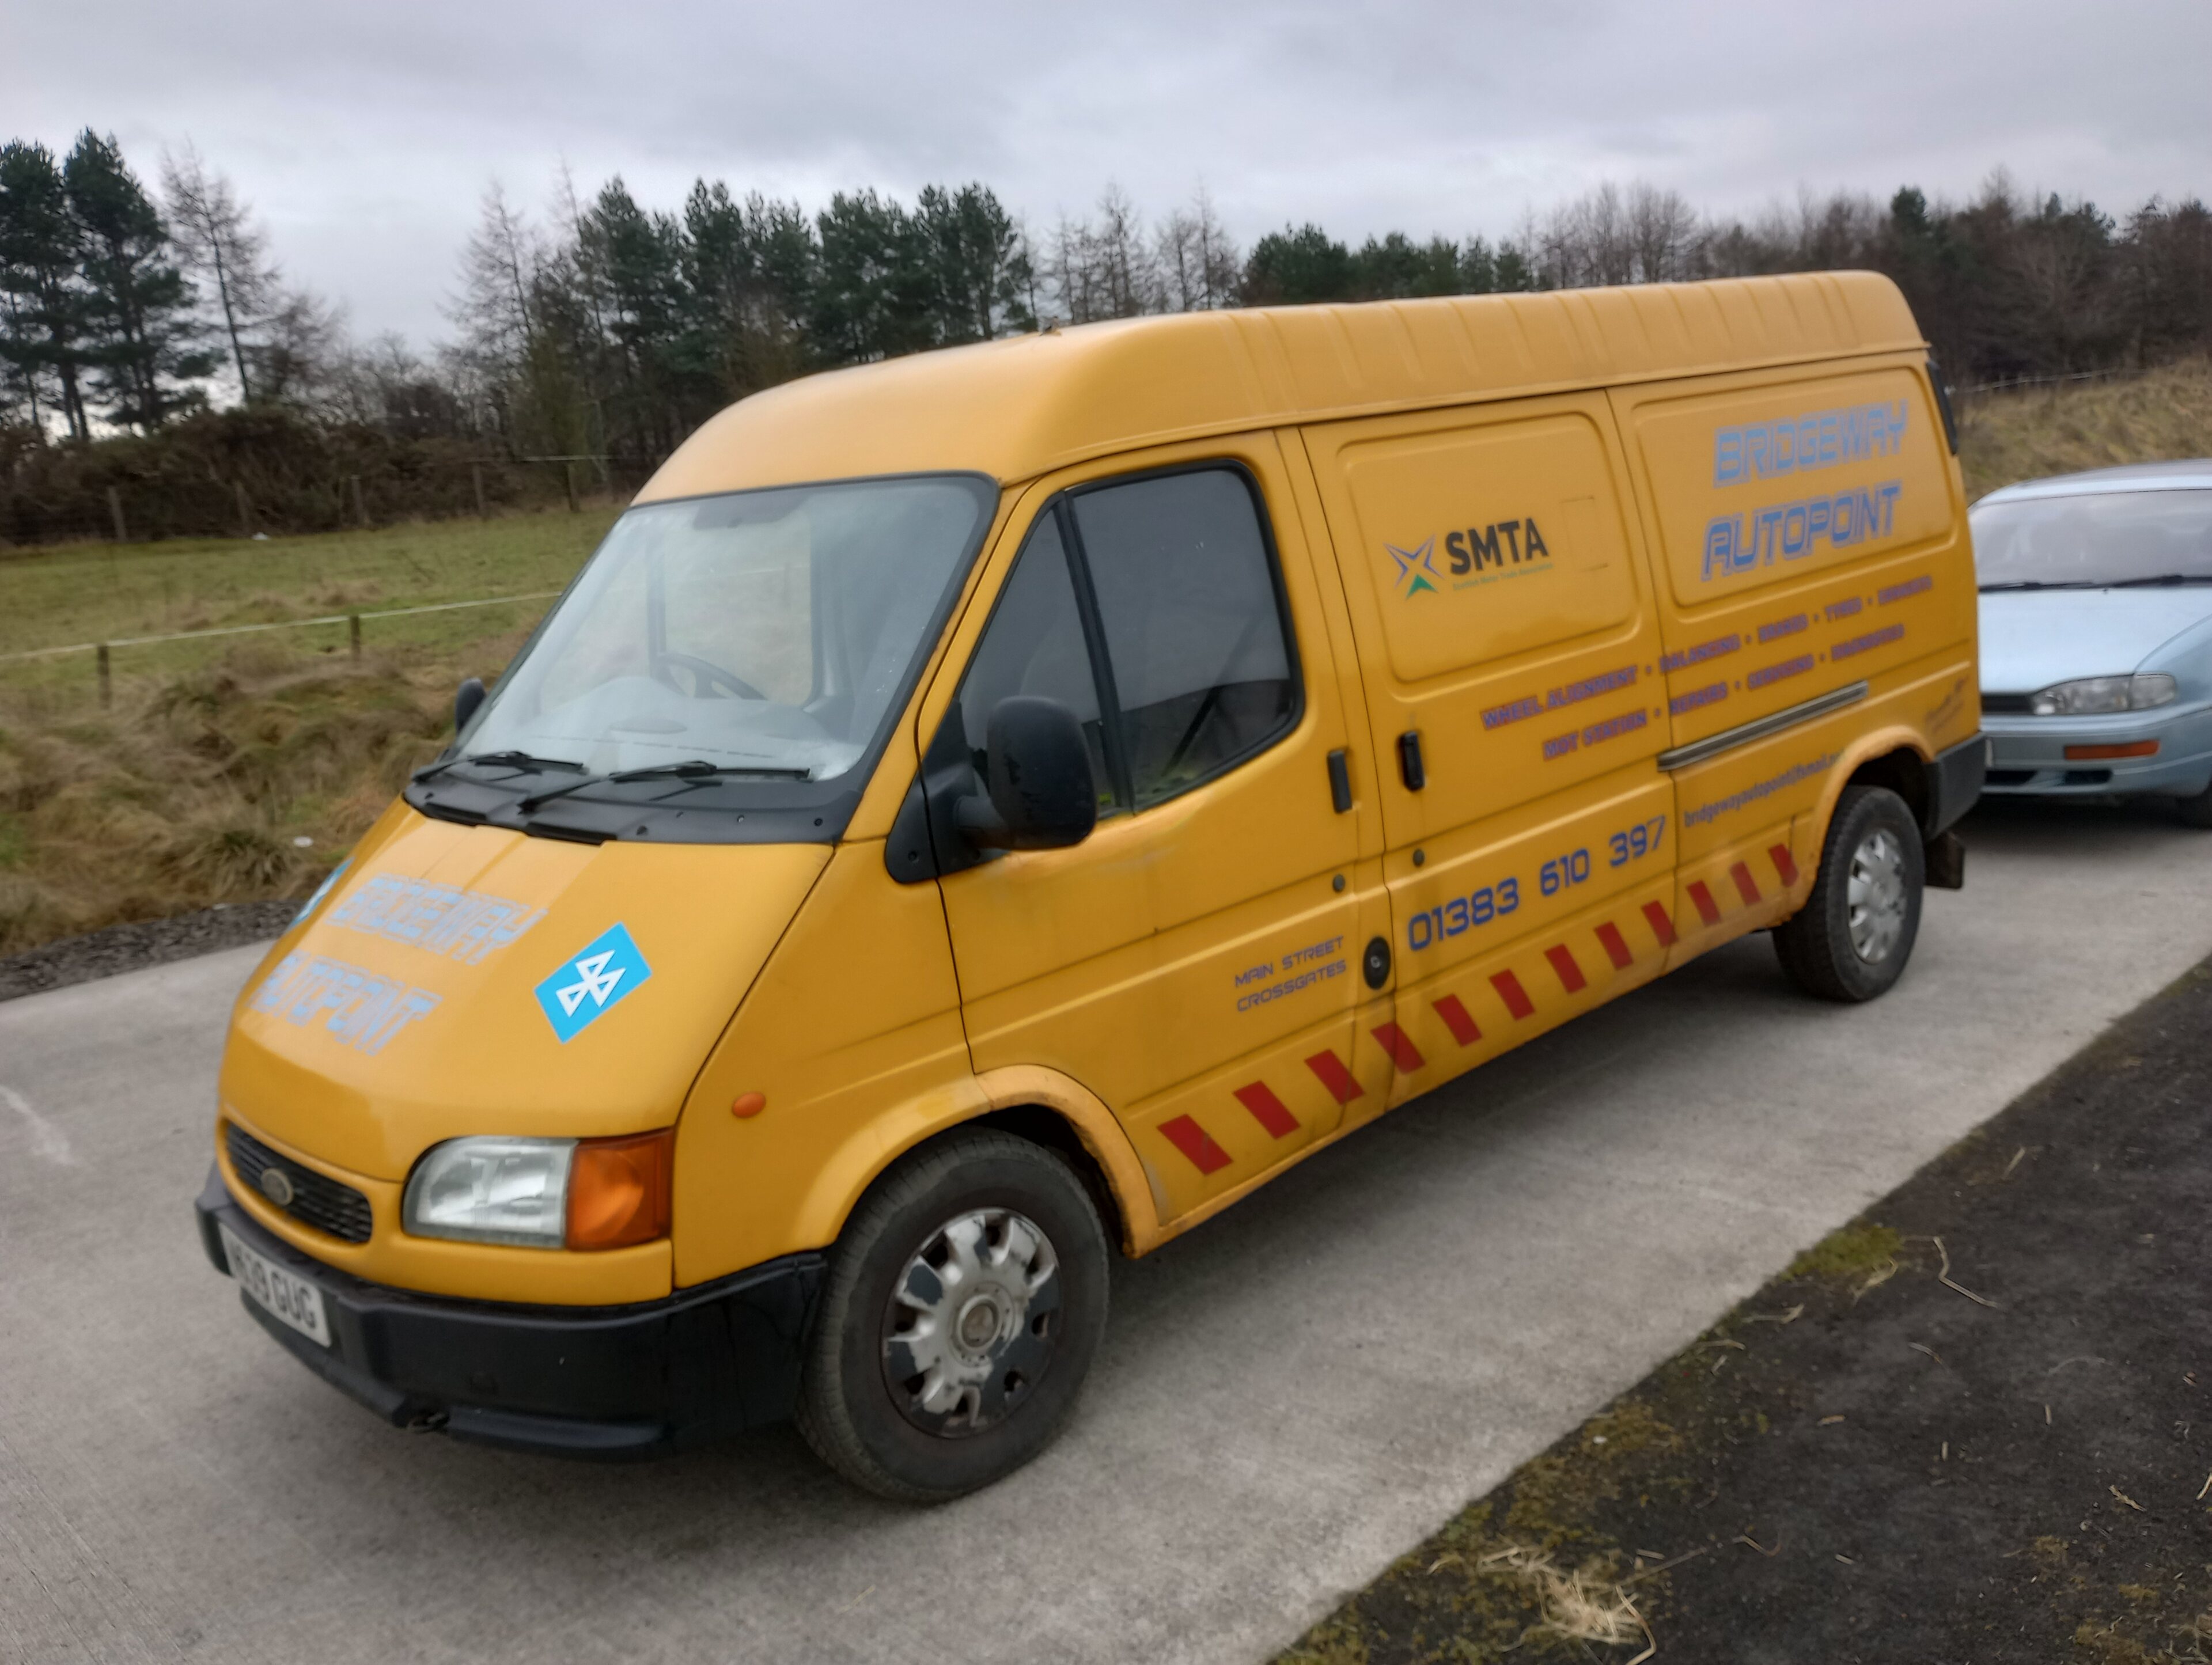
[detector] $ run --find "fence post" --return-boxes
[472,463,487,519]
[97,643,111,708]
[107,485,127,543]
[349,614,362,659]
[235,482,253,538]
[564,460,578,513]
[351,475,368,528]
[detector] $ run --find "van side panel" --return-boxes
[1609,356,1976,962]
[1300,394,1676,1105]
[672,841,978,1286]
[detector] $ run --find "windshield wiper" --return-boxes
[1976,580,2097,591]
[516,759,811,814]
[2106,573,2212,587]
[412,749,587,786]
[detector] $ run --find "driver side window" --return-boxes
[957,463,1300,816]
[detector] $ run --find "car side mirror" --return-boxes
[454,677,486,733]
[955,696,1098,852]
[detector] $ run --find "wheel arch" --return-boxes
[790,1065,1163,1262]
[1810,726,1932,854]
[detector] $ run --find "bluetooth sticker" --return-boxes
[534,923,652,1043]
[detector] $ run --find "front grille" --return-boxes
[1986,769,2037,787]
[1982,692,2034,714]
[226,1124,373,1244]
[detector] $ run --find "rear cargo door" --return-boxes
[1301,395,1678,1106]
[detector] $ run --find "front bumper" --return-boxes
[195,1165,824,1460]
[1981,704,2212,799]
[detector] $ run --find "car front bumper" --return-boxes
[1980,704,2212,799]
[195,1165,824,1460]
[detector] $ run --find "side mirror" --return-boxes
[454,677,486,733]
[955,696,1098,851]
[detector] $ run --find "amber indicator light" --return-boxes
[565,1129,673,1250]
[2064,740,2159,760]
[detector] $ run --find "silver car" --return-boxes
[1974,460,2212,825]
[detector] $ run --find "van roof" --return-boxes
[639,271,1923,502]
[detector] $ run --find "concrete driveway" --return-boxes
[5,798,2210,1665]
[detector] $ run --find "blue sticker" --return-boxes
[294,858,352,926]
[535,923,652,1043]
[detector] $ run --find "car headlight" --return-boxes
[2029,674,2177,716]
[404,1136,574,1247]
[402,1129,675,1250]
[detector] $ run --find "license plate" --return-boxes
[220,1223,332,1348]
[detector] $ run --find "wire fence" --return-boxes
[0,589,563,707]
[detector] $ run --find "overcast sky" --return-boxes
[6,1,2207,347]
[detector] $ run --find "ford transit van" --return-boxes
[196,272,1983,1500]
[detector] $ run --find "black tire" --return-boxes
[2176,783,2212,828]
[1773,784,1925,1003]
[796,1129,1109,1503]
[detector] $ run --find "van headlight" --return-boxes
[403,1137,574,1247]
[2029,674,2177,716]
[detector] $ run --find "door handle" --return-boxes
[1326,749,1353,814]
[1398,731,1426,791]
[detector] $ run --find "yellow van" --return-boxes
[196,272,1983,1500]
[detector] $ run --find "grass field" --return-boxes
[1,363,2207,956]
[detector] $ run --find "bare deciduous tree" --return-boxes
[161,141,276,400]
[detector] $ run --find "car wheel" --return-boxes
[796,1128,1110,1503]
[1774,784,1925,1003]
[2176,782,2212,829]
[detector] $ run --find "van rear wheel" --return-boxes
[1774,784,1925,1002]
[796,1129,1109,1503]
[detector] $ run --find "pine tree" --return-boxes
[0,139,92,437]
[65,130,210,428]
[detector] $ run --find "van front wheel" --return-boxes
[1773,784,1925,1002]
[796,1129,1110,1503]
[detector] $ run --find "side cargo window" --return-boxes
[957,464,1300,816]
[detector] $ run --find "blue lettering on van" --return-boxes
[250,950,441,1055]
[1714,401,1907,484]
[535,923,652,1043]
[1701,481,1902,581]
[1660,633,1740,673]
[326,873,546,963]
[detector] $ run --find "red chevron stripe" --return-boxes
[1770,843,1800,887]
[1688,881,1722,926]
[1545,944,1587,993]
[1642,900,1679,947]
[1491,969,1536,1019]
[1160,1114,1231,1174]
[1731,861,1762,905]
[1432,992,1482,1046]
[1372,1022,1426,1072]
[1594,921,1634,970]
[1232,1082,1299,1139]
[1304,1049,1364,1105]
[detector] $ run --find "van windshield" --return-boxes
[462,476,993,786]
[1973,488,2212,589]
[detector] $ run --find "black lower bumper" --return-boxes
[195,1165,824,1461]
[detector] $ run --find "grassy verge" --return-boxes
[0,507,616,953]
[1277,960,2212,1663]
[1959,358,2212,499]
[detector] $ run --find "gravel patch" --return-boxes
[0,901,297,1003]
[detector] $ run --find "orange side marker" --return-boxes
[731,1092,767,1118]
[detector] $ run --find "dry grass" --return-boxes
[0,629,529,954]
[1958,358,2212,500]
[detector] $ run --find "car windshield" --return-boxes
[1972,488,2212,589]
[463,475,992,784]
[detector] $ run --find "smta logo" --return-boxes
[1386,538,1441,598]
[535,923,652,1043]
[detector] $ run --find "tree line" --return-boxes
[3,130,2209,491]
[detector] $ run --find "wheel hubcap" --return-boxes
[1846,828,1907,964]
[882,1208,1060,1438]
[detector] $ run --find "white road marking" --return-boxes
[1,1083,78,1167]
